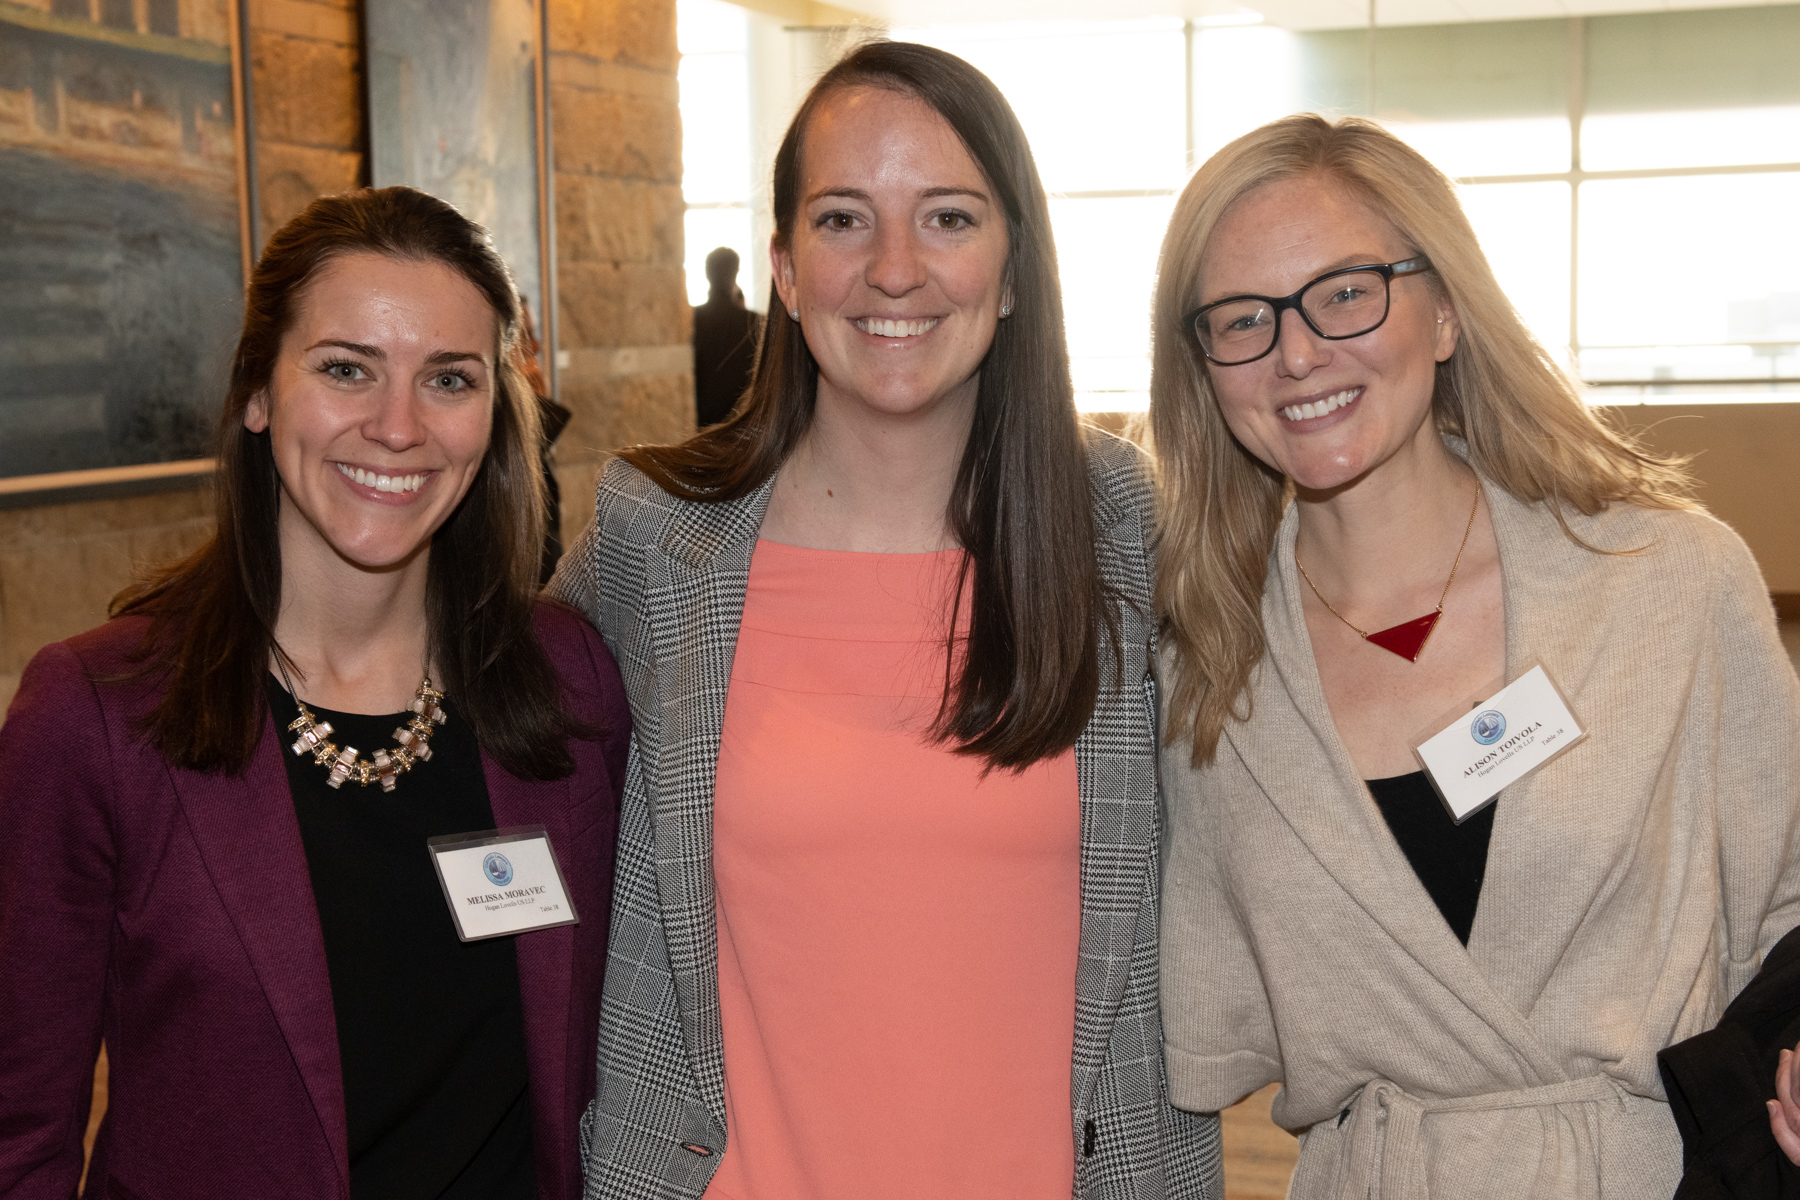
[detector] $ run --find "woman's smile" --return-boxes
[331,461,434,498]
[1276,385,1363,427]
[853,316,942,339]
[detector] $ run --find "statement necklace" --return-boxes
[1294,484,1481,663]
[275,653,447,792]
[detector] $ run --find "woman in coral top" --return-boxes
[550,40,1218,1200]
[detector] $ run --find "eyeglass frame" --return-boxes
[1185,256,1435,367]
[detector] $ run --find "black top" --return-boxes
[1660,924,1800,1198]
[269,678,536,1200]
[1366,771,1494,945]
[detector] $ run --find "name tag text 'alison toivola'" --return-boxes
[1415,664,1586,823]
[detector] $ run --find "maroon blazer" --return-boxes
[0,604,628,1200]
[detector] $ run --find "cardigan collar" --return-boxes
[1223,470,1597,1084]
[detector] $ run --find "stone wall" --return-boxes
[246,0,365,244]
[545,0,691,546]
[0,487,216,716]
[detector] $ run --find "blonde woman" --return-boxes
[1150,113,1800,1198]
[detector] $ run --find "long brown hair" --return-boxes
[622,40,1110,770]
[115,186,584,779]
[1151,114,1695,764]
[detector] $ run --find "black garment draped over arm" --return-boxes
[1660,925,1800,1199]
[270,679,537,1200]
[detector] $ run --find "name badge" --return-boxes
[1414,664,1586,823]
[427,826,579,942]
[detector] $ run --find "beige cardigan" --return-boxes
[1159,476,1800,1199]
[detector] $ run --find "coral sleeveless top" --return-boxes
[702,540,1080,1200]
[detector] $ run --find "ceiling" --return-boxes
[811,0,1789,33]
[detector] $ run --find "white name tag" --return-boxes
[427,826,579,942]
[1414,664,1586,823]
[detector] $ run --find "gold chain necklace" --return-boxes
[274,653,447,792]
[1294,484,1481,663]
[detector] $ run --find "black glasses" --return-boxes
[1186,257,1434,366]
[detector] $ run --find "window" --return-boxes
[893,19,1188,411]
[1457,181,1570,356]
[679,2,1800,409]
[1579,173,1800,388]
[1574,6,1800,397]
[677,0,754,308]
[1260,6,1800,402]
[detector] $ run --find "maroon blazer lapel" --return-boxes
[169,711,351,1196]
[485,758,579,1199]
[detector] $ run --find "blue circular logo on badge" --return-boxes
[1470,709,1506,745]
[483,852,513,886]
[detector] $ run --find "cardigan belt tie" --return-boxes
[1338,1074,1634,1200]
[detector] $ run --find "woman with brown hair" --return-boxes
[551,39,1217,1200]
[0,186,628,1200]
[1150,112,1800,1198]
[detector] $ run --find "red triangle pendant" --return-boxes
[1363,611,1442,662]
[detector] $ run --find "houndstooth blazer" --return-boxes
[549,428,1222,1200]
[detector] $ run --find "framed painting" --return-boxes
[0,0,253,504]
[365,0,555,394]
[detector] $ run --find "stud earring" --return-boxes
[1000,303,1012,317]
[790,309,800,320]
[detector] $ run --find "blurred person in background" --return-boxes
[693,245,761,428]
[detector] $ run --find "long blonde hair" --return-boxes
[1151,113,1694,764]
